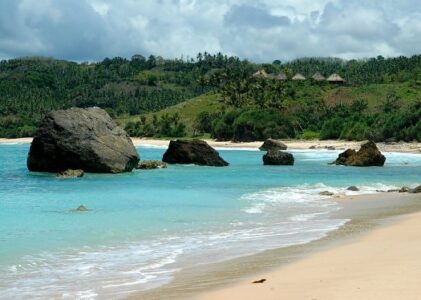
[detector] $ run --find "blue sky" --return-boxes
[0,0,420,62]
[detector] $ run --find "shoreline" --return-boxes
[199,196,421,300]
[131,192,421,300]
[1,137,420,154]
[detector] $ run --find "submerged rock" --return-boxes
[162,139,229,167]
[259,139,287,151]
[136,160,167,170]
[263,150,294,165]
[319,191,334,196]
[73,205,90,212]
[27,107,139,173]
[332,141,386,167]
[57,169,84,178]
[409,185,421,194]
[347,186,360,191]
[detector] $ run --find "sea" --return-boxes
[0,143,420,299]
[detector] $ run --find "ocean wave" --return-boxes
[0,194,348,299]
[241,182,400,215]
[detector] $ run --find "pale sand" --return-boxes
[1,137,420,153]
[199,197,421,300]
[132,138,421,153]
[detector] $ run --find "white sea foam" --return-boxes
[0,185,348,299]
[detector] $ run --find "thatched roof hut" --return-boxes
[253,70,269,79]
[292,73,306,81]
[327,73,345,83]
[312,72,326,81]
[276,72,287,81]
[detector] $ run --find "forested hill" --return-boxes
[0,53,420,140]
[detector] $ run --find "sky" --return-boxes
[0,0,420,62]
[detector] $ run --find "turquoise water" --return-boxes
[0,143,420,298]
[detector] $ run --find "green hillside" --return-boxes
[1,53,420,141]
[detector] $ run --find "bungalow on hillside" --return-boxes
[312,72,326,81]
[252,70,269,79]
[275,72,288,81]
[327,73,345,84]
[292,73,306,81]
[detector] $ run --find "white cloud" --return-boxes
[0,0,420,62]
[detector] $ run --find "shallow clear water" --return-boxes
[0,144,420,298]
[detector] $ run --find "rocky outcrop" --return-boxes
[409,185,421,194]
[136,160,167,170]
[162,140,229,167]
[259,139,287,151]
[263,150,294,165]
[27,107,139,173]
[57,169,84,178]
[332,141,386,167]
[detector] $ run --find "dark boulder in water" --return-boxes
[347,186,360,191]
[27,107,140,173]
[162,139,229,167]
[136,160,167,170]
[409,185,421,194]
[259,139,287,151]
[399,186,410,193]
[263,150,294,165]
[332,141,386,167]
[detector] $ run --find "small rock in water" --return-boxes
[409,185,421,194]
[319,191,334,196]
[347,186,360,191]
[399,186,410,193]
[326,146,335,150]
[57,169,84,178]
[309,145,316,149]
[252,279,266,284]
[136,160,167,170]
[387,189,399,193]
[74,205,90,212]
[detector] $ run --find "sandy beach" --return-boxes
[1,137,420,154]
[199,205,421,300]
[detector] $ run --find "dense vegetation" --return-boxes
[1,53,420,141]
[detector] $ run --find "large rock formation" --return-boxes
[263,150,294,165]
[332,141,386,167]
[27,107,140,173]
[259,139,287,151]
[162,139,229,167]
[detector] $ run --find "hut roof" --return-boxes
[253,70,269,79]
[292,73,306,80]
[327,73,345,82]
[276,72,287,80]
[312,72,326,81]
